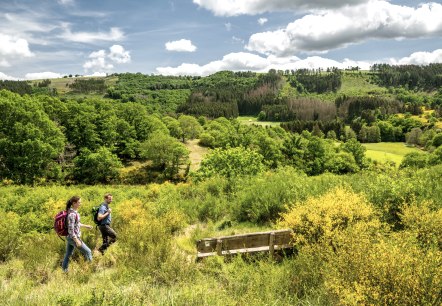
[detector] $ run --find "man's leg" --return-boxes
[106,226,117,246]
[98,225,109,253]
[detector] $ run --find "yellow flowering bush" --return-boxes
[278,187,381,247]
[400,201,442,250]
[324,231,442,305]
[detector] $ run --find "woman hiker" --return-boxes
[62,196,93,272]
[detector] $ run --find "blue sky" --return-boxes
[1,0,442,80]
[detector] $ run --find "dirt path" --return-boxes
[184,139,209,171]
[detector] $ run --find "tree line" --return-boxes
[370,63,442,90]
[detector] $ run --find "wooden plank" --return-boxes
[216,239,222,256]
[269,232,275,259]
[197,230,292,252]
[197,244,293,258]
[196,229,293,258]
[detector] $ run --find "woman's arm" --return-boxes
[67,213,82,247]
[80,223,93,229]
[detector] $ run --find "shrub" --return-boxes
[400,152,428,169]
[324,152,359,174]
[0,210,22,262]
[73,147,122,184]
[323,231,442,305]
[194,147,265,181]
[400,201,442,250]
[278,187,381,247]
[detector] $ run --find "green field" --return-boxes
[31,75,118,94]
[363,142,424,166]
[237,116,282,127]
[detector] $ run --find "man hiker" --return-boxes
[97,193,117,254]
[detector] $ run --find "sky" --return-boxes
[1,0,442,80]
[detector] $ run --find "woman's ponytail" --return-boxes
[66,195,80,211]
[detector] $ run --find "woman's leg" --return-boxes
[62,238,75,272]
[78,241,93,262]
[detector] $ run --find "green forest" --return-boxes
[0,65,441,305]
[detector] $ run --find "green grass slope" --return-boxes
[363,142,424,166]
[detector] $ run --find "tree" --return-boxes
[115,119,139,159]
[428,146,442,166]
[199,117,237,148]
[431,133,442,148]
[139,131,189,177]
[195,147,264,180]
[343,127,357,141]
[163,116,182,139]
[73,147,122,184]
[405,128,423,146]
[62,100,101,151]
[326,130,337,140]
[312,123,324,138]
[324,152,359,174]
[341,138,367,168]
[304,136,328,175]
[118,103,167,142]
[0,90,65,183]
[178,115,203,142]
[399,152,428,169]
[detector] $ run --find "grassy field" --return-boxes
[339,71,389,96]
[184,139,209,171]
[237,116,282,127]
[362,142,424,166]
[31,75,118,94]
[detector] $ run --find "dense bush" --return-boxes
[73,147,122,184]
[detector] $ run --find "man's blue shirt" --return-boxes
[98,203,111,225]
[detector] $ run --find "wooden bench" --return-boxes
[196,229,293,260]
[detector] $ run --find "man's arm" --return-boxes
[97,208,112,221]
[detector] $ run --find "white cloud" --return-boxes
[0,34,34,58]
[232,36,245,44]
[89,49,107,58]
[109,45,131,63]
[156,52,373,76]
[83,57,114,72]
[57,0,74,6]
[393,49,442,65]
[193,0,368,16]
[0,72,20,80]
[225,22,232,31]
[246,1,442,56]
[165,39,197,52]
[0,60,11,67]
[156,47,442,77]
[85,72,107,77]
[83,45,130,72]
[60,26,124,43]
[258,18,268,25]
[25,72,63,80]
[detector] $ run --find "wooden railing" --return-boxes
[196,229,293,260]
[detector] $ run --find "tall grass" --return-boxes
[0,165,441,305]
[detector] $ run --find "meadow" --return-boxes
[363,142,424,166]
[1,165,441,305]
[237,116,282,127]
[2,68,442,304]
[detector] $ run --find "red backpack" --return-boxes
[54,210,77,237]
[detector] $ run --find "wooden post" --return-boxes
[269,232,275,259]
[216,239,222,256]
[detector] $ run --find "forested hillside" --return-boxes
[1,66,441,184]
[0,65,441,305]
